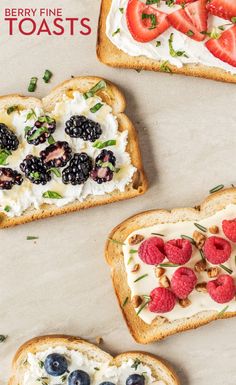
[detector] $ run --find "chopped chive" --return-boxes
[137,299,150,315]
[186,30,194,36]
[43,69,53,83]
[7,105,18,115]
[219,264,233,274]
[119,8,124,13]
[49,168,61,178]
[156,41,161,47]
[194,223,207,233]
[42,191,63,199]
[200,249,205,261]
[108,238,124,246]
[160,61,172,73]
[168,33,188,58]
[83,80,106,100]
[209,184,224,194]
[93,140,116,149]
[142,13,157,29]
[159,263,179,267]
[4,205,11,212]
[151,232,164,236]
[123,297,129,307]
[127,256,133,265]
[28,77,38,92]
[0,335,7,343]
[134,274,148,283]
[181,234,195,245]
[130,249,138,254]
[131,358,141,370]
[218,305,229,317]
[112,28,120,37]
[90,103,103,113]
[48,135,56,145]
[146,0,160,4]
[27,236,39,240]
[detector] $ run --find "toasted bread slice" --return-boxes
[0,76,147,229]
[8,335,179,385]
[97,0,236,84]
[105,188,236,344]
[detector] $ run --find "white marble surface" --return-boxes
[0,1,236,384]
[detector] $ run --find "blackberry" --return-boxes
[25,115,56,146]
[90,150,116,184]
[0,168,23,190]
[40,141,72,168]
[65,115,102,142]
[0,123,19,151]
[20,155,51,185]
[62,153,92,185]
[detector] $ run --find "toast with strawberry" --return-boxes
[97,0,236,83]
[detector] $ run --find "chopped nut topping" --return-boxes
[159,275,170,288]
[179,298,191,308]
[193,230,207,249]
[195,282,207,293]
[132,295,142,308]
[129,234,144,245]
[209,225,219,234]
[207,267,220,278]
[96,337,103,345]
[131,263,140,273]
[194,259,207,273]
[155,266,166,278]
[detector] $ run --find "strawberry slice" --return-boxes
[185,0,208,33]
[207,0,236,21]
[167,7,205,41]
[126,0,170,43]
[205,25,236,67]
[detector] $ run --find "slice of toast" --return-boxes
[97,0,236,84]
[0,76,147,229]
[8,335,179,385]
[105,188,236,344]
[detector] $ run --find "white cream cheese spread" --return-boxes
[106,0,236,74]
[123,204,236,324]
[23,346,165,385]
[0,91,136,217]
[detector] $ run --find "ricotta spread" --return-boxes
[106,0,236,74]
[123,204,236,324]
[23,346,165,385]
[0,91,136,217]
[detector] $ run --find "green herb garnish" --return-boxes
[159,263,179,267]
[134,274,148,283]
[231,17,236,23]
[27,236,39,240]
[48,135,56,145]
[42,191,63,199]
[49,168,61,177]
[218,305,229,318]
[108,238,124,246]
[156,41,161,47]
[97,160,116,172]
[181,234,195,245]
[4,205,11,212]
[142,13,157,30]
[43,69,53,83]
[160,61,172,73]
[119,7,124,13]
[112,28,120,37]
[0,149,11,165]
[151,232,164,236]
[25,109,36,121]
[165,0,174,6]
[83,80,106,100]
[30,171,41,181]
[38,360,44,369]
[209,184,224,194]
[0,335,7,343]
[220,264,233,274]
[90,103,103,113]
[186,30,194,37]
[131,358,141,370]
[93,139,116,149]
[146,0,160,4]
[28,77,38,92]
[7,105,18,115]
[61,375,67,383]
[200,249,205,261]
[27,127,48,142]
[168,33,188,58]
[194,223,207,233]
[123,297,129,307]
[127,256,133,265]
[130,249,138,254]
[137,299,150,315]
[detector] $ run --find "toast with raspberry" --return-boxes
[97,0,236,83]
[0,76,147,229]
[105,188,236,343]
[8,335,179,385]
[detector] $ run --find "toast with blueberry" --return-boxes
[97,0,236,83]
[0,76,147,228]
[105,188,236,343]
[8,335,179,385]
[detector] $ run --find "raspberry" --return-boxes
[222,218,236,242]
[138,237,165,265]
[171,267,197,299]
[148,287,176,313]
[164,238,192,265]
[203,236,231,265]
[207,274,236,304]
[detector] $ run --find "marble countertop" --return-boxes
[0,0,236,384]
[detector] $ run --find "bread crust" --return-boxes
[105,188,236,344]
[97,0,236,84]
[0,76,148,229]
[8,335,179,385]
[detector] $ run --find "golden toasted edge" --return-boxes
[105,188,236,343]
[0,76,148,228]
[97,0,236,84]
[9,335,179,385]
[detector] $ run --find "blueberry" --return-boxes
[44,353,68,376]
[126,374,145,385]
[68,370,90,385]
[99,382,115,385]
